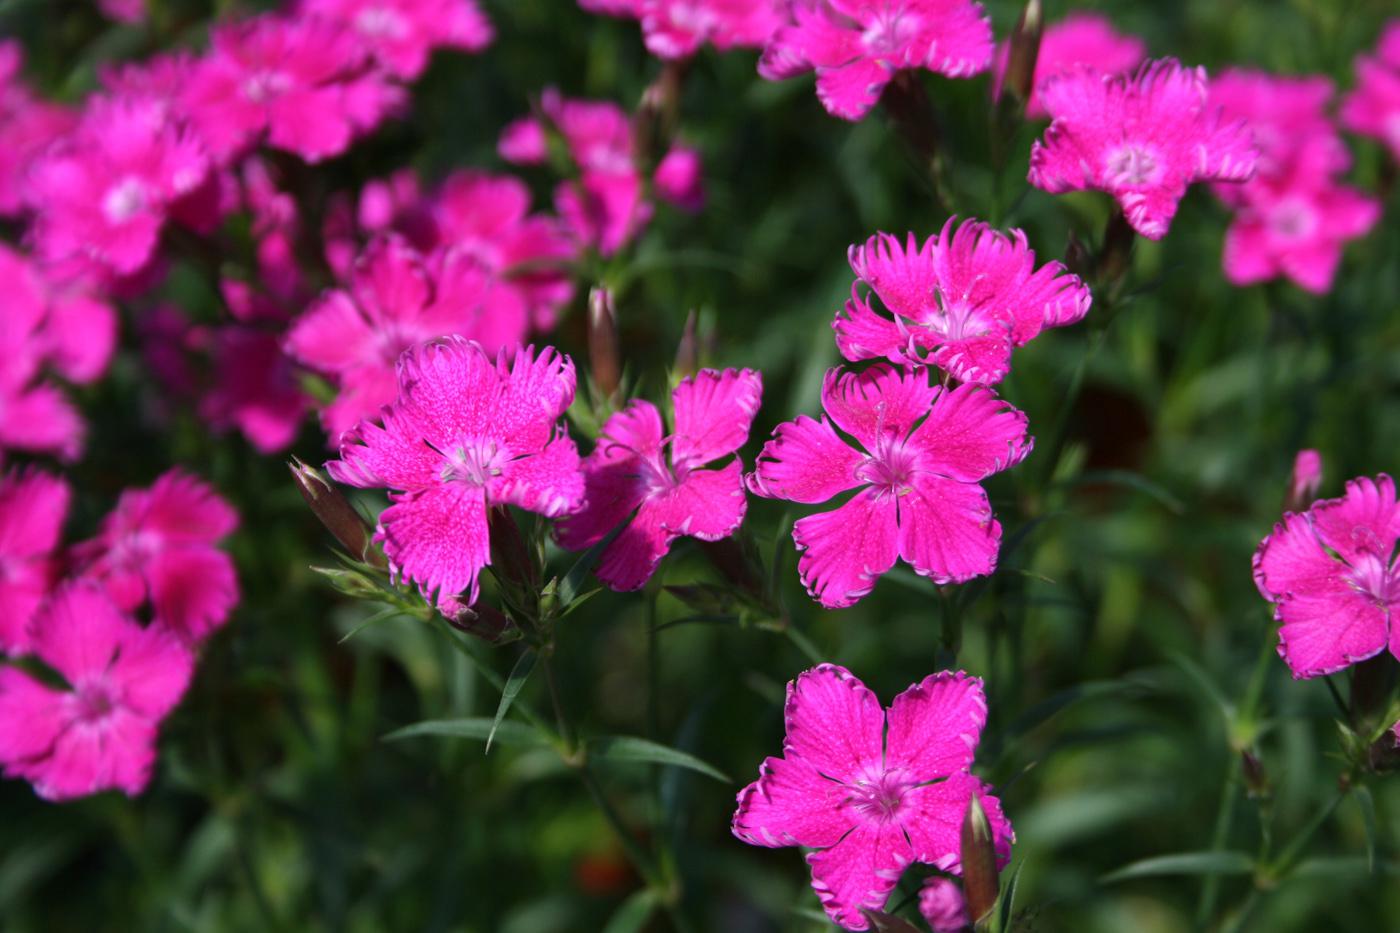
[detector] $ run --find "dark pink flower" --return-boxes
[1289,449,1323,512]
[0,41,75,217]
[1028,59,1259,239]
[732,665,1013,930]
[995,12,1144,119]
[297,0,493,79]
[835,219,1091,384]
[759,0,994,121]
[200,326,310,454]
[654,144,706,211]
[1210,71,1344,185]
[749,365,1030,609]
[919,877,969,932]
[327,339,584,610]
[98,0,146,22]
[183,14,396,163]
[582,0,783,60]
[77,470,240,645]
[1341,20,1400,163]
[0,582,193,801]
[287,235,529,441]
[0,469,70,656]
[557,369,762,590]
[27,95,210,275]
[1254,474,1400,679]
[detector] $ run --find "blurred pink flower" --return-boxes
[0,469,70,656]
[1288,449,1323,512]
[201,326,310,453]
[287,235,530,441]
[0,582,192,801]
[1341,20,1400,163]
[77,470,240,645]
[98,0,146,22]
[995,12,1145,119]
[759,0,994,121]
[298,0,493,78]
[327,339,584,610]
[1210,71,1343,186]
[0,41,75,217]
[27,95,210,275]
[1254,474,1400,679]
[732,665,1013,930]
[654,144,706,211]
[835,219,1091,384]
[919,877,970,932]
[1028,59,1258,239]
[558,369,762,590]
[581,0,783,60]
[748,366,1030,609]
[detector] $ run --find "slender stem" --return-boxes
[578,763,664,890]
[541,653,575,753]
[1267,787,1348,880]
[646,582,661,743]
[1196,758,1240,926]
[1036,327,1107,489]
[1324,676,1349,721]
[1219,888,1261,933]
[428,615,554,736]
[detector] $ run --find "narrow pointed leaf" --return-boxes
[1101,851,1253,883]
[588,735,729,783]
[488,649,538,752]
[601,889,657,933]
[384,717,551,748]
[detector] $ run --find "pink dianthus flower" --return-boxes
[327,339,585,611]
[557,369,762,590]
[748,365,1031,609]
[759,0,994,121]
[0,582,193,801]
[200,325,311,454]
[732,665,1013,930]
[0,469,70,656]
[919,877,970,932]
[0,41,75,218]
[1254,474,1400,679]
[1028,59,1258,239]
[1341,20,1400,163]
[581,0,783,60]
[834,219,1091,384]
[296,0,493,79]
[995,12,1144,119]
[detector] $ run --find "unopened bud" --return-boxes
[1003,0,1044,105]
[960,795,1000,925]
[674,310,699,380]
[1097,208,1136,287]
[442,598,515,643]
[1241,750,1270,799]
[588,286,621,402]
[290,458,385,568]
[488,506,539,592]
[1063,231,1091,280]
[1285,449,1323,513]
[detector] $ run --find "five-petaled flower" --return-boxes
[557,369,762,591]
[748,365,1031,609]
[732,664,1013,930]
[835,219,1092,385]
[328,338,584,611]
[1028,58,1259,239]
[1254,474,1400,679]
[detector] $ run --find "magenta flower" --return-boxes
[581,0,783,60]
[1209,71,1344,185]
[995,12,1144,119]
[919,877,970,932]
[1028,59,1258,239]
[749,365,1030,609]
[184,14,396,163]
[732,665,1013,930]
[200,326,311,454]
[298,0,494,79]
[759,0,994,121]
[1341,20,1400,163]
[557,369,762,591]
[77,470,240,645]
[835,219,1091,384]
[654,144,706,212]
[27,95,209,275]
[1254,474,1400,679]
[0,583,193,801]
[327,339,584,610]
[287,235,529,441]
[0,41,75,217]
[1289,449,1323,512]
[98,0,146,22]
[0,469,70,656]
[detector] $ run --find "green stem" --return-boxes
[1267,786,1349,880]
[1036,326,1107,489]
[541,653,575,754]
[577,763,665,892]
[1195,758,1240,926]
[428,615,554,737]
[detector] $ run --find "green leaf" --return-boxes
[1003,678,1138,740]
[1355,785,1378,875]
[860,909,923,932]
[601,889,657,933]
[588,735,729,783]
[1166,651,1233,723]
[997,861,1023,933]
[488,650,538,753]
[557,520,628,606]
[1101,851,1254,883]
[1055,469,1184,514]
[384,717,551,748]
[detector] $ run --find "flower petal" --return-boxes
[897,475,1001,585]
[1310,474,1400,565]
[805,822,912,929]
[907,384,1032,482]
[782,664,884,783]
[748,415,865,504]
[885,671,988,779]
[794,488,900,609]
[732,754,853,849]
[670,368,763,469]
[821,364,939,453]
[378,481,490,608]
[903,773,1014,873]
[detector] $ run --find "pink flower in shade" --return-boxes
[1027,59,1259,240]
[654,145,706,212]
[835,219,1091,385]
[758,0,994,121]
[1289,449,1323,512]
[0,583,193,801]
[1253,474,1400,679]
[557,170,654,258]
[748,366,1031,609]
[98,0,146,22]
[919,877,970,932]
[994,12,1144,119]
[327,339,584,610]
[77,471,240,645]
[1209,71,1344,186]
[557,369,762,590]
[297,0,493,79]
[0,42,75,218]
[1341,20,1400,163]
[581,0,783,60]
[287,235,530,441]
[732,665,1013,930]
[0,469,70,656]
[200,326,310,454]
[183,14,396,164]
[27,95,210,275]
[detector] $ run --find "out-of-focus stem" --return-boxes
[881,71,953,216]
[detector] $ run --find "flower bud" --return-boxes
[1240,750,1270,799]
[488,506,539,592]
[1003,0,1044,105]
[441,597,516,643]
[1096,208,1136,287]
[674,309,699,380]
[290,458,385,568]
[960,795,1000,925]
[588,286,621,402]
[1285,449,1323,513]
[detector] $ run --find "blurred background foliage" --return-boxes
[2,0,1399,930]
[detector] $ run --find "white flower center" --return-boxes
[1105,144,1162,187]
[242,70,292,104]
[1267,197,1317,240]
[102,177,150,224]
[861,6,920,58]
[354,6,408,39]
[439,439,507,486]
